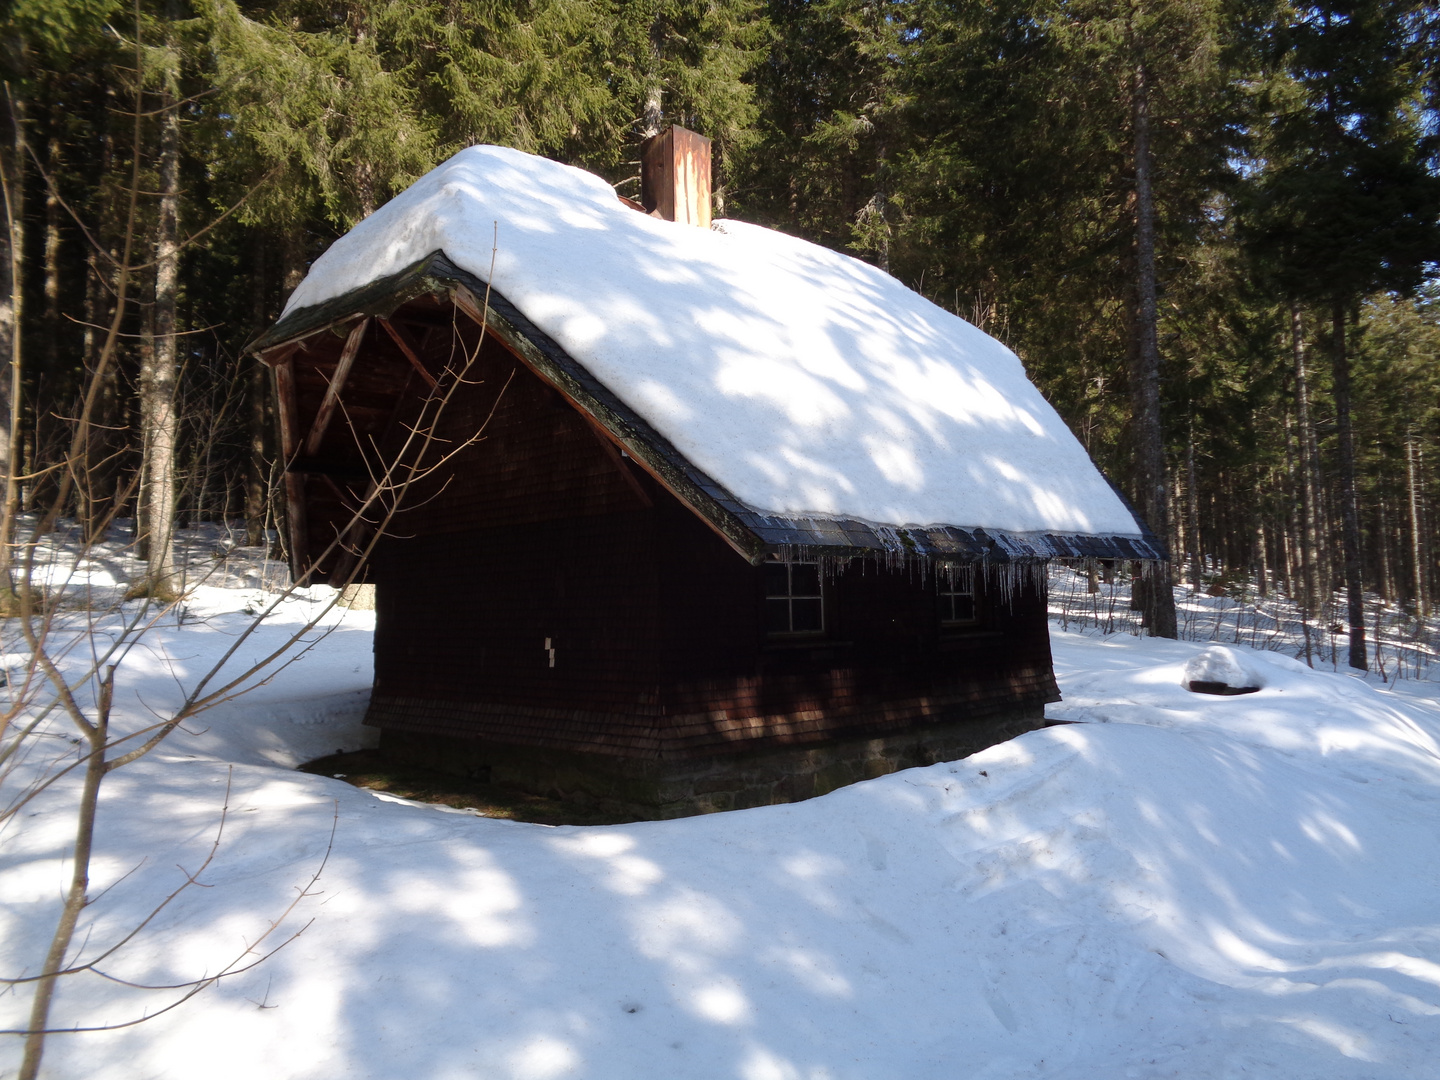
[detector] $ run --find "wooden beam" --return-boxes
[449,284,488,331]
[273,358,309,581]
[580,413,652,508]
[449,283,763,564]
[258,340,301,367]
[305,317,369,457]
[378,316,438,389]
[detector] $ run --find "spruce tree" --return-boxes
[1239,0,1440,669]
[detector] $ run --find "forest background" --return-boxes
[1,0,1437,668]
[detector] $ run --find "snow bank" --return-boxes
[281,146,1144,539]
[6,621,1440,1079]
[1182,644,1267,692]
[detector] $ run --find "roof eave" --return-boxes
[246,252,459,358]
[740,516,1167,563]
[250,250,1168,567]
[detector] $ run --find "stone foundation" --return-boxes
[379,706,1046,819]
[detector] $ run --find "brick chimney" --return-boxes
[640,125,712,229]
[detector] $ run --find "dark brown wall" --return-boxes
[651,495,1056,753]
[380,333,648,538]
[365,299,1058,760]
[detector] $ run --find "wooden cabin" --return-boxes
[249,130,1162,817]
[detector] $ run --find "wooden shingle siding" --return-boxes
[278,293,1059,776]
[364,340,1058,759]
[381,335,650,537]
[372,507,662,720]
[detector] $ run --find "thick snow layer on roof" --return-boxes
[283,146,1143,537]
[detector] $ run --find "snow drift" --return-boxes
[6,592,1440,1079]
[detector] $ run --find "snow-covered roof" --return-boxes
[281,146,1146,544]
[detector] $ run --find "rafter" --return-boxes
[304,318,370,457]
[378,316,438,389]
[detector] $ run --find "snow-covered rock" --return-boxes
[1182,644,1265,693]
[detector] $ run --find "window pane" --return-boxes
[792,598,823,633]
[766,598,792,633]
[791,563,821,596]
[939,563,976,624]
[941,564,973,593]
[763,562,789,597]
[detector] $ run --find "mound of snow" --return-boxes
[7,619,1440,1079]
[281,146,1144,538]
[1183,644,1266,693]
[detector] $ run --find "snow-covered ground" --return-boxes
[4,572,1440,1077]
[1050,561,1438,682]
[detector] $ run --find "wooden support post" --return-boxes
[305,317,369,456]
[273,357,309,581]
[379,316,438,389]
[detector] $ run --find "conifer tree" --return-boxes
[612,0,765,198]
[739,0,905,253]
[1239,0,1440,669]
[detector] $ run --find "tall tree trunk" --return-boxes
[872,143,890,275]
[80,246,121,541]
[270,233,308,561]
[1128,56,1177,637]
[135,307,153,560]
[1330,301,1366,670]
[1290,304,1322,616]
[0,94,25,590]
[80,92,118,541]
[1283,414,1298,595]
[1186,417,1201,590]
[245,359,268,546]
[1376,497,1393,604]
[642,84,664,139]
[281,230,306,297]
[1407,435,1428,622]
[141,78,180,594]
[1280,510,1295,599]
[1256,517,1270,599]
[42,135,60,384]
[641,18,665,140]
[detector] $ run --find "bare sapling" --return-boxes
[0,17,509,1065]
[1,271,506,1076]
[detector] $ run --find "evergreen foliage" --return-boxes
[1,0,1437,655]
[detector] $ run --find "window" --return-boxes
[938,562,978,625]
[764,561,824,635]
